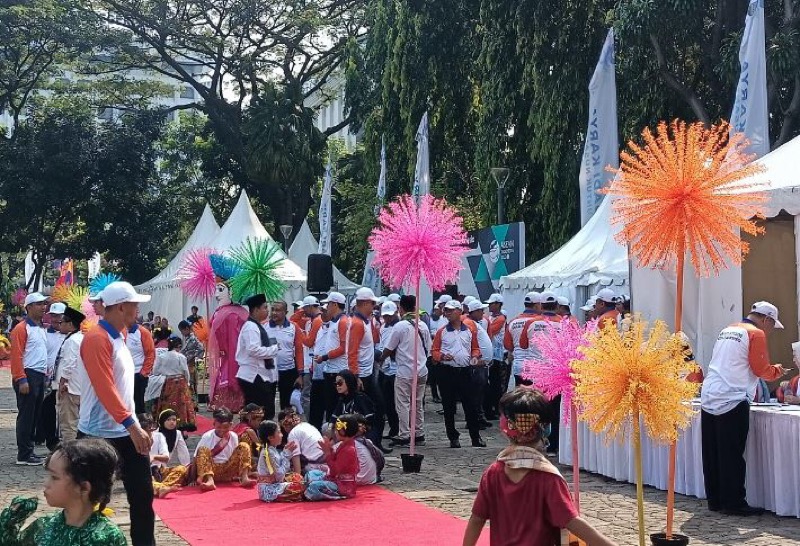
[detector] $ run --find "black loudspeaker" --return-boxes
[307,254,334,293]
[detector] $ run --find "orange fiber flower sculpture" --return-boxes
[606,119,767,277]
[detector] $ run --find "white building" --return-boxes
[304,72,360,151]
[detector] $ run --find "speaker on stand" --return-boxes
[307,254,334,296]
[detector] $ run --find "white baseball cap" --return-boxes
[49,302,67,315]
[580,296,598,311]
[387,293,401,303]
[302,295,320,307]
[321,292,346,305]
[467,300,489,313]
[751,301,784,329]
[524,292,541,304]
[381,301,398,316]
[434,294,453,306]
[24,292,47,307]
[556,296,570,307]
[355,287,380,302]
[293,300,303,307]
[443,300,462,311]
[595,288,617,304]
[540,291,558,304]
[485,293,504,304]
[377,296,387,305]
[462,296,477,306]
[88,292,103,302]
[99,282,151,307]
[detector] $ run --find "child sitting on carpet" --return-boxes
[0,439,126,545]
[194,407,255,491]
[234,403,265,465]
[256,421,304,502]
[305,414,361,501]
[462,388,616,546]
[142,412,188,498]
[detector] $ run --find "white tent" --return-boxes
[207,191,307,305]
[288,219,359,295]
[632,133,800,365]
[137,204,221,325]
[499,196,629,317]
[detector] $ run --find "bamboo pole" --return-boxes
[666,241,685,538]
[408,277,422,457]
[634,412,646,546]
[571,403,580,512]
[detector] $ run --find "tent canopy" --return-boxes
[499,196,629,316]
[750,133,800,218]
[288,219,359,294]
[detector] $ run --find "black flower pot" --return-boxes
[651,533,690,546]
[400,453,424,473]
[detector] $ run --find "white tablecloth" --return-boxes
[559,403,800,517]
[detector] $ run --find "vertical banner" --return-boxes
[578,29,618,227]
[57,258,74,285]
[318,158,333,255]
[361,251,382,294]
[412,112,430,200]
[377,137,387,205]
[458,222,526,301]
[87,252,102,281]
[730,0,769,158]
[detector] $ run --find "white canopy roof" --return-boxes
[139,203,221,289]
[750,133,800,217]
[499,196,628,291]
[209,191,306,284]
[288,219,359,294]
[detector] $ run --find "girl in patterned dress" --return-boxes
[0,439,126,546]
[256,421,303,502]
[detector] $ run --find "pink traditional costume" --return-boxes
[207,256,248,412]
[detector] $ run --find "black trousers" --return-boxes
[514,374,533,387]
[133,373,149,416]
[438,366,481,442]
[361,370,385,446]
[323,372,340,421]
[237,376,277,419]
[546,395,562,453]
[701,402,750,510]
[278,368,299,411]
[470,366,489,423]
[14,370,45,461]
[79,433,155,546]
[34,390,59,450]
[484,359,508,418]
[427,361,440,399]
[308,379,326,430]
[380,372,399,436]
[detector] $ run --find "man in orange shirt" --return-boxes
[11,292,49,465]
[315,292,351,419]
[593,288,620,329]
[483,293,507,420]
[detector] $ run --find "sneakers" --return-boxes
[16,455,45,466]
[471,437,487,448]
[449,439,462,448]
[414,436,426,446]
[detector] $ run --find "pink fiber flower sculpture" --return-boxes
[522,319,597,423]
[368,194,468,291]
[178,248,217,299]
[81,295,98,323]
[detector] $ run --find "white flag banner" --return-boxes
[24,251,43,291]
[730,0,769,158]
[377,138,387,203]
[318,159,333,255]
[412,112,430,200]
[361,251,382,294]
[88,252,102,280]
[578,29,618,227]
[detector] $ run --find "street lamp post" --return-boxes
[490,167,510,225]
[279,224,293,252]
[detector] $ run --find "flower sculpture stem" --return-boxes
[571,403,580,512]
[633,406,646,546]
[409,277,421,457]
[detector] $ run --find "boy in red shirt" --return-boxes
[463,388,615,546]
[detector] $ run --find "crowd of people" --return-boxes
[3,278,635,546]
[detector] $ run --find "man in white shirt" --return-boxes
[382,295,430,447]
[700,301,789,516]
[427,294,451,404]
[280,409,326,473]
[37,301,66,450]
[236,294,279,418]
[467,300,493,430]
[484,293,508,420]
[55,306,85,444]
[378,301,400,439]
[265,300,304,411]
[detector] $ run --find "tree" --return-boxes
[86,0,367,231]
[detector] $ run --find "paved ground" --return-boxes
[1,366,799,545]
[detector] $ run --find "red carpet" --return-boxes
[186,415,214,436]
[154,484,487,545]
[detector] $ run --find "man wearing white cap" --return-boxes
[504,292,542,388]
[315,292,352,418]
[387,293,401,303]
[593,288,619,329]
[700,301,791,516]
[427,294,452,403]
[127,306,156,415]
[10,292,49,465]
[76,281,155,545]
[299,296,330,429]
[377,301,400,439]
[291,295,321,418]
[467,300,494,429]
[35,301,66,450]
[265,300,305,411]
[580,296,598,322]
[484,293,507,420]
[557,296,578,325]
[349,287,391,452]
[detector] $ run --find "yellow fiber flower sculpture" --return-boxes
[575,320,696,443]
